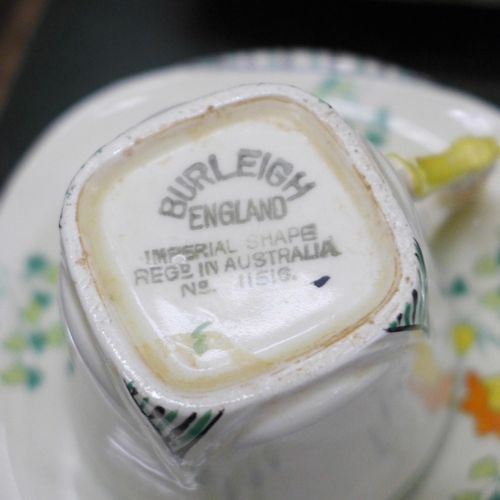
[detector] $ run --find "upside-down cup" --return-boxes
[59,84,455,499]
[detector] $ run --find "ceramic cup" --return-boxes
[59,84,456,499]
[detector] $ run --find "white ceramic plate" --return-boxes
[2,50,500,499]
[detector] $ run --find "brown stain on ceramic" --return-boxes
[136,339,273,393]
[74,93,403,394]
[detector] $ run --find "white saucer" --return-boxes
[2,49,500,499]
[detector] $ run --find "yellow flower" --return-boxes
[452,323,477,355]
[484,375,500,412]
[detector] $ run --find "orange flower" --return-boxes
[461,371,500,436]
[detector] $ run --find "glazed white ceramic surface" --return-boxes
[58,81,452,499]
[1,50,500,500]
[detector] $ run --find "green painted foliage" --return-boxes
[470,457,499,479]
[191,321,211,355]
[450,276,468,296]
[26,254,49,274]
[476,256,499,275]
[4,333,27,352]
[1,363,43,389]
[453,493,482,500]
[480,290,500,311]
[1,254,65,390]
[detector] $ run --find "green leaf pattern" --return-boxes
[453,457,500,500]
[386,239,429,334]
[314,76,390,147]
[125,380,223,460]
[1,254,65,390]
[450,235,500,498]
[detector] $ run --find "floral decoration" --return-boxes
[453,456,500,500]
[1,254,64,389]
[314,75,390,147]
[450,228,500,498]
[461,372,500,437]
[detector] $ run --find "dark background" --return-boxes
[1,0,500,192]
